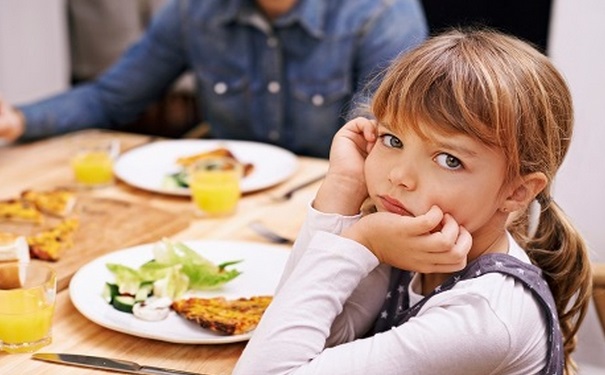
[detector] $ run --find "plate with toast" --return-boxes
[114,140,298,196]
[69,240,290,344]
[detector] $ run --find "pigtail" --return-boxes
[510,191,592,374]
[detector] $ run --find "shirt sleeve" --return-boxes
[274,204,390,345]
[19,0,187,139]
[275,202,362,292]
[233,232,520,375]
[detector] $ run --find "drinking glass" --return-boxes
[0,262,57,353]
[189,157,242,217]
[71,138,119,188]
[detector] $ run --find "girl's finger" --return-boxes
[452,226,473,258]
[410,205,444,236]
[436,213,459,246]
[362,120,377,141]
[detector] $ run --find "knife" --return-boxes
[32,353,206,375]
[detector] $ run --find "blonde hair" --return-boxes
[371,29,591,374]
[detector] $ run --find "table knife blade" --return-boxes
[32,353,204,375]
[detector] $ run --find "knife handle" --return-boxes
[140,365,207,375]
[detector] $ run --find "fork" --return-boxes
[248,221,294,245]
[269,174,326,202]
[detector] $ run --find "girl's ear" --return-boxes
[500,172,548,213]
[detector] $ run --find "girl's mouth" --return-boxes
[379,195,413,216]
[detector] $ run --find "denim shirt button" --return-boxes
[311,94,324,106]
[268,130,280,141]
[267,81,281,94]
[214,82,228,95]
[267,37,278,48]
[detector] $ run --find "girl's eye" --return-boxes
[435,153,463,170]
[380,134,403,149]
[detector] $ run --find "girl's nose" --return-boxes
[388,161,417,190]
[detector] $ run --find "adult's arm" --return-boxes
[18,0,188,139]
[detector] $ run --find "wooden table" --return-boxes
[0,129,329,374]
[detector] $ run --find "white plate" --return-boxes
[69,240,290,344]
[114,140,298,196]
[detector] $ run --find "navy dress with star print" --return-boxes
[370,253,563,375]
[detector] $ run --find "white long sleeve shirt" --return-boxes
[233,205,548,375]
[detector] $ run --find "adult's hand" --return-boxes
[0,97,25,142]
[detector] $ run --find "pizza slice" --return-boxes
[171,295,273,335]
[21,188,77,217]
[0,199,44,224]
[27,218,79,261]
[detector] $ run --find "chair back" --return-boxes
[593,264,605,336]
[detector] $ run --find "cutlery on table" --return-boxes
[248,220,294,245]
[269,173,326,202]
[32,353,207,375]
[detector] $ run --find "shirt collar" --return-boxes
[217,0,326,39]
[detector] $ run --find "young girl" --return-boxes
[234,29,592,375]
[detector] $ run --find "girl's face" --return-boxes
[365,122,510,237]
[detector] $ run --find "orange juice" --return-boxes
[0,289,55,353]
[189,158,242,216]
[71,150,114,186]
[0,263,56,353]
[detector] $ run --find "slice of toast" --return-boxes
[21,188,77,217]
[0,234,29,289]
[172,296,272,335]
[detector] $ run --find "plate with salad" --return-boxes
[69,239,290,344]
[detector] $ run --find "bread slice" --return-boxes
[21,188,76,217]
[27,218,79,261]
[0,233,29,263]
[0,199,44,223]
[0,234,29,289]
[176,147,254,177]
[172,296,272,335]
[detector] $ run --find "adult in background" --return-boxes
[0,0,427,158]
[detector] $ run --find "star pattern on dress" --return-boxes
[372,253,563,373]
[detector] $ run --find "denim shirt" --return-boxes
[19,0,427,157]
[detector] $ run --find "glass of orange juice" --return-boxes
[0,262,57,353]
[71,139,119,188]
[189,157,242,217]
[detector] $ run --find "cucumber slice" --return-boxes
[162,172,189,189]
[172,171,189,187]
[135,282,154,302]
[113,295,136,313]
[102,283,119,304]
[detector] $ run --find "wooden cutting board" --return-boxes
[1,195,190,291]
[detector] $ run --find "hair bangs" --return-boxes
[371,29,526,180]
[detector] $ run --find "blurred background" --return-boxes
[1,0,604,372]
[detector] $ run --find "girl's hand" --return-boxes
[342,206,472,273]
[0,97,25,142]
[314,117,377,215]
